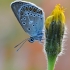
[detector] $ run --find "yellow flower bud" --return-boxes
[45,4,65,29]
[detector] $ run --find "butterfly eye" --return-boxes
[31,38,33,41]
[30,38,34,42]
[28,37,34,43]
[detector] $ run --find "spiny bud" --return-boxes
[45,4,66,70]
[45,4,65,56]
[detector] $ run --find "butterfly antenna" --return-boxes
[14,38,29,51]
[14,40,25,48]
[17,39,28,51]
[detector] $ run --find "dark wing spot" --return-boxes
[20,16,22,20]
[37,9,42,14]
[22,22,26,25]
[20,10,23,15]
[30,13,32,16]
[24,6,25,8]
[25,7,28,10]
[38,10,42,14]
[29,7,33,11]
[41,17,42,19]
[19,2,23,5]
[24,13,27,16]
[21,7,25,11]
[28,28,31,31]
[23,17,26,20]
[32,24,35,26]
[28,12,29,15]
[33,14,36,17]
[33,8,37,12]
[38,14,40,16]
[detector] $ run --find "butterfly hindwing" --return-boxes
[11,1,44,39]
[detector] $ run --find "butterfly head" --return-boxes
[28,37,34,43]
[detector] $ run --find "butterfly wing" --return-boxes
[11,1,44,37]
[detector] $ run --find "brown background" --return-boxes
[0,0,70,70]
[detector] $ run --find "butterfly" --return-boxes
[11,1,45,51]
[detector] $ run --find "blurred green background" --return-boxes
[0,0,70,70]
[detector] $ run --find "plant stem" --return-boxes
[47,55,57,70]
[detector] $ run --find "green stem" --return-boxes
[47,55,57,70]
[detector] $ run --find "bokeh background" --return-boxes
[0,0,70,70]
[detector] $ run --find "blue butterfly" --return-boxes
[11,1,45,51]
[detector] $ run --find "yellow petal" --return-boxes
[45,4,65,29]
[51,4,65,23]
